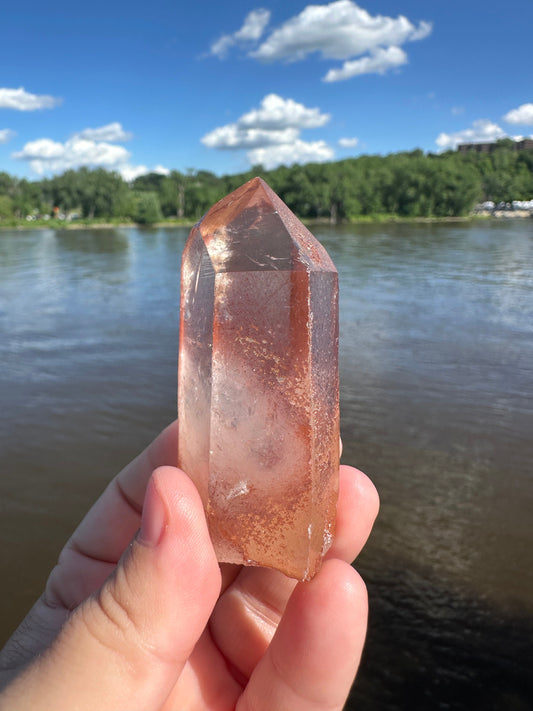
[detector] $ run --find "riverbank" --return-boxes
[0,212,513,233]
[2,203,533,233]
[0,217,195,231]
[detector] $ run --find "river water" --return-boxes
[1,222,532,709]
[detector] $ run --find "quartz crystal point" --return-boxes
[177,177,339,581]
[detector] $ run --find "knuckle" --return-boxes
[77,561,179,671]
[79,566,149,670]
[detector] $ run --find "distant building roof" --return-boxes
[458,138,533,153]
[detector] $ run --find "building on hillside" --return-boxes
[458,138,533,154]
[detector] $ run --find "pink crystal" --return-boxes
[177,177,339,580]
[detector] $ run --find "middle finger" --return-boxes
[208,464,379,681]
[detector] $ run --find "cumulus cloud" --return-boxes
[11,122,165,179]
[251,1,430,62]
[13,136,131,175]
[503,103,533,126]
[338,136,358,148]
[238,93,330,130]
[201,94,333,169]
[75,122,133,142]
[203,125,300,150]
[0,128,16,144]
[119,164,147,182]
[0,86,61,111]
[201,94,330,150]
[324,45,407,82]
[234,8,270,40]
[120,163,169,182]
[210,1,431,81]
[248,140,334,170]
[436,119,507,150]
[210,8,270,58]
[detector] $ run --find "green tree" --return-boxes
[0,195,14,219]
[0,141,531,224]
[0,172,16,196]
[158,172,186,218]
[11,179,46,218]
[132,191,162,224]
[132,172,166,194]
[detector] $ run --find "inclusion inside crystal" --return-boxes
[178,177,339,581]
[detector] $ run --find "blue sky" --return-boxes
[1,0,532,180]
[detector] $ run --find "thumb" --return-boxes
[1,466,221,711]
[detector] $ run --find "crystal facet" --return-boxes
[177,177,339,580]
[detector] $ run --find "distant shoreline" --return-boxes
[1,211,531,233]
[0,219,194,232]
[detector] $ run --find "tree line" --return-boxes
[1,140,532,224]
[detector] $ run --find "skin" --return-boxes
[0,421,379,711]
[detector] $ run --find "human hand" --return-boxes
[0,421,379,711]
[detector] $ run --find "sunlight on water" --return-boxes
[1,222,532,709]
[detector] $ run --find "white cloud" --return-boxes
[201,94,333,169]
[119,164,148,182]
[210,36,234,59]
[436,119,507,150]
[503,103,533,126]
[248,140,334,170]
[323,45,407,82]
[202,94,330,150]
[210,8,270,58]
[203,124,300,149]
[0,86,61,111]
[13,136,130,175]
[12,122,168,180]
[14,138,66,161]
[252,1,430,61]
[410,22,433,42]
[240,0,431,81]
[234,8,271,41]
[119,163,170,182]
[201,95,329,149]
[0,128,16,144]
[75,122,133,142]
[238,93,330,131]
[338,136,358,148]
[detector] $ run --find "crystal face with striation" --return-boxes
[177,177,339,581]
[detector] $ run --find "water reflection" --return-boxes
[0,221,532,710]
[349,560,533,711]
[54,228,129,254]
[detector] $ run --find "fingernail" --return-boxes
[139,477,167,547]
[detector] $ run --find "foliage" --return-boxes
[0,194,14,219]
[131,191,163,225]
[40,168,131,218]
[1,141,532,225]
